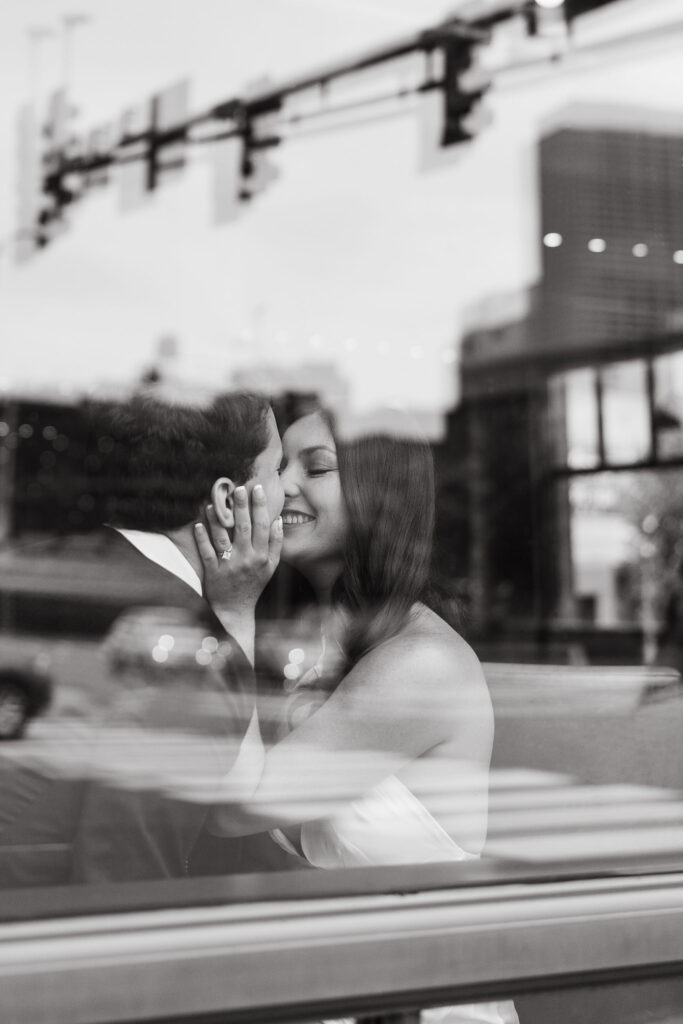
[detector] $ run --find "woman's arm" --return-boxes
[209,633,491,837]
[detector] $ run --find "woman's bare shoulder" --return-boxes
[396,605,484,675]
[349,604,489,710]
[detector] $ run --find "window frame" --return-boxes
[3,866,683,1023]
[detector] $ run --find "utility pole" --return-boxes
[61,13,90,98]
[26,25,55,109]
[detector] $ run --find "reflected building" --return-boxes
[539,105,683,354]
[231,361,350,418]
[0,362,347,635]
[452,104,683,660]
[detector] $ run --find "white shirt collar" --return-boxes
[114,528,203,596]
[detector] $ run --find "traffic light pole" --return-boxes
[19,0,627,251]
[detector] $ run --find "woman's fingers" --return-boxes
[200,486,280,625]
[231,485,271,559]
[232,485,252,552]
[251,484,270,557]
[194,521,218,568]
[199,485,278,581]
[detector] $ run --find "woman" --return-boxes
[200,408,517,1022]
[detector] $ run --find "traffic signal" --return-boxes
[211,92,281,225]
[35,169,76,248]
[41,91,74,237]
[118,80,189,211]
[441,40,492,147]
[16,89,78,252]
[238,119,280,201]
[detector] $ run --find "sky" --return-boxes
[1,0,683,424]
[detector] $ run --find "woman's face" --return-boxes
[279,412,348,571]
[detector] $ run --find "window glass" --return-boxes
[548,368,601,470]
[654,350,683,460]
[601,360,651,466]
[567,472,637,627]
[1,7,683,1009]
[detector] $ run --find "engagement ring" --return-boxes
[221,548,232,561]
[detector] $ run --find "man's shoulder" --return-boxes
[93,525,155,563]
[96,526,194,587]
[76,527,214,621]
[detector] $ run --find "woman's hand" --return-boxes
[194,484,283,664]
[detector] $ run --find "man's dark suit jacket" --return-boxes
[0,527,303,888]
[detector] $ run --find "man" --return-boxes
[89,390,285,667]
[1,391,297,886]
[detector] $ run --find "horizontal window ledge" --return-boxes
[3,873,683,1024]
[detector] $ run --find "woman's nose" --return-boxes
[280,465,300,495]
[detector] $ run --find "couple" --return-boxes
[196,403,495,874]
[2,391,492,887]
[4,390,516,1020]
[68,390,494,881]
[190,396,517,1024]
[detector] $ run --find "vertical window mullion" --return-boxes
[595,368,606,468]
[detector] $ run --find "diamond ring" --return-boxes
[221,547,232,561]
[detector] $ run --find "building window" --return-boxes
[601,360,650,466]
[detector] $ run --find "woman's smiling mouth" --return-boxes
[282,511,316,526]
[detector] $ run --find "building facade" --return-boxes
[452,105,683,658]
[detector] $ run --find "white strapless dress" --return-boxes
[267,652,518,1024]
[272,774,518,1024]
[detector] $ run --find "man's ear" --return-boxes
[211,477,236,529]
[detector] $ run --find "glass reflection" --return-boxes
[601,360,650,466]
[654,351,683,460]
[1,18,683,1018]
[552,367,601,470]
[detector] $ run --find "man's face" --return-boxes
[244,408,285,523]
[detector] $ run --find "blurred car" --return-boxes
[0,659,52,740]
[102,606,325,739]
[255,613,323,694]
[103,605,234,679]
[104,606,323,686]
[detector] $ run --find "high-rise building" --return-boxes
[452,105,683,647]
[538,104,683,354]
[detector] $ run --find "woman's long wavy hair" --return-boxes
[325,412,442,678]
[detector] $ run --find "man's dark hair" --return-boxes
[85,392,271,532]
